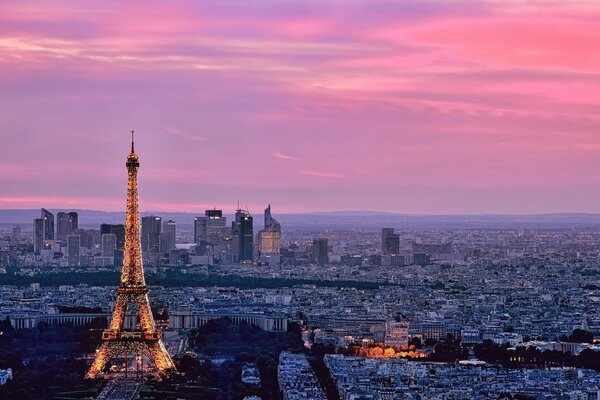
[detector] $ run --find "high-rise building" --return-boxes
[235,209,254,262]
[382,228,400,255]
[313,238,329,265]
[141,216,162,263]
[258,204,281,256]
[205,209,226,245]
[67,234,80,267]
[57,212,69,241]
[194,216,207,244]
[33,208,55,254]
[57,211,78,241]
[100,224,125,250]
[73,228,99,249]
[33,219,44,254]
[160,220,176,254]
[101,233,117,257]
[41,208,54,241]
[12,226,21,242]
[195,209,227,253]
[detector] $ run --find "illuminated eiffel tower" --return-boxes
[86,132,176,379]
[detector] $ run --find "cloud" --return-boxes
[298,170,344,179]
[272,151,299,161]
[164,127,206,142]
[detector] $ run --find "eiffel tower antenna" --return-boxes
[86,132,176,379]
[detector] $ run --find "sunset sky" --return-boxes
[1,0,600,214]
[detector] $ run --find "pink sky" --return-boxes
[1,0,600,214]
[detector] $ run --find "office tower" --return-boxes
[235,208,253,262]
[194,216,207,244]
[74,228,99,249]
[33,219,44,254]
[87,133,175,379]
[100,224,125,250]
[385,233,400,255]
[381,228,394,253]
[382,228,400,255]
[205,209,226,244]
[160,220,176,254]
[33,208,54,254]
[141,216,162,263]
[57,211,78,241]
[67,235,80,267]
[259,204,281,256]
[57,212,69,241]
[41,208,54,241]
[101,233,117,257]
[12,226,21,242]
[313,238,329,265]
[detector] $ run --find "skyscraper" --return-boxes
[67,234,80,267]
[313,238,329,265]
[100,224,125,250]
[381,228,394,253]
[33,208,55,254]
[141,216,162,264]
[205,209,226,245]
[57,211,78,241]
[258,204,281,257]
[33,219,44,254]
[101,233,117,257]
[235,208,254,262]
[161,220,176,254]
[382,228,400,255]
[12,226,21,242]
[41,208,54,241]
[194,216,207,244]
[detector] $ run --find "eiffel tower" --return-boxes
[86,132,176,379]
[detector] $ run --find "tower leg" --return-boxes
[148,341,176,373]
[110,296,128,330]
[86,342,110,379]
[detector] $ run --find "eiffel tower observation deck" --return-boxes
[86,132,176,379]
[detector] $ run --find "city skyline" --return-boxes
[2,1,600,213]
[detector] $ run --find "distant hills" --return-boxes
[2,209,600,231]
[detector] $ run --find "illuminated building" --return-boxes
[86,132,176,379]
[196,210,226,245]
[205,209,226,244]
[258,204,281,255]
[233,208,253,262]
[384,322,410,347]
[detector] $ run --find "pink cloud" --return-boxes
[272,151,299,161]
[298,170,344,179]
